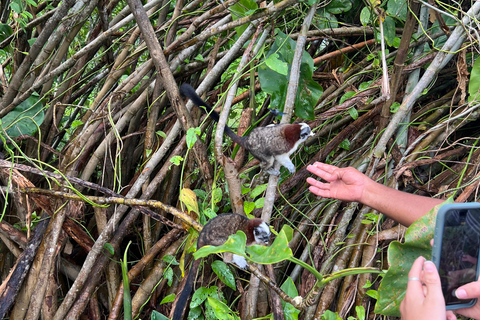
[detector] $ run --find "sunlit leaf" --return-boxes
[375,198,453,316]
[194,231,247,260]
[180,188,199,215]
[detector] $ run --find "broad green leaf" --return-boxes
[356,305,366,320]
[321,310,342,320]
[0,23,13,42]
[258,30,322,121]
[244,201,255,215]
[163,267,173,286]
[246,228,293,264]
[2,93,44,138]
[254,197,264,209]
[348,107,358,120]
[151,310,170,320]
[314,9,339,29]
[280,277,300,320]
[386,0,407,21]
[250,183,268,198]
[206,297,239,320]
[211,260,236,290]
[180,188,200,215]
[339,139,350,151]
[212,187,222,204]
[162,255,179,266]
[375,198,453,316]
[390,102,400,113]
[360,7,371,26]
[265,53,288,76]
[325,0,352,14]
[194,231,247,260]
[187,306,202,320]
[283,224,294,242]
[229,0,258,38]
[468,57,480,102]
[159,294,175,305]
[190,286,217,308]
[382,16,396,47]
[186,127,200,149]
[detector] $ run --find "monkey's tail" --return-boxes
[180,84,244,146]
[171,258,200,320]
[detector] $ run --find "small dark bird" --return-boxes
[180,84,314,176]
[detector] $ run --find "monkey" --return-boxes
[171,213,271,320]
[180,84,314,176]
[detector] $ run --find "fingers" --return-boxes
[307,162,338,182]
[405,256,427,300]
[455,279,480,300]
[306,177,331,197]
[422,260,445,304]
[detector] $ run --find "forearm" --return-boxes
[361,179,445,226]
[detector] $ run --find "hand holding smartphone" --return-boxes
[432,203,480,310]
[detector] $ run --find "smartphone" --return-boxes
[432,203,480,310]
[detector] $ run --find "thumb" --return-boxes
[455,279,480,300]
[422,261,445,303]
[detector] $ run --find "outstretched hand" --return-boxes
[306,162,368,203]
[400,256,447,320]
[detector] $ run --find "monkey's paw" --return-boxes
[266,168,280,176]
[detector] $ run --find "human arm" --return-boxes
[400,256,447,320]
[306,162,444,226]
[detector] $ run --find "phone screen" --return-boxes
[437,208,480,307]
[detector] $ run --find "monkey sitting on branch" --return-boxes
[171,213,271,320]
[180,83,314,176]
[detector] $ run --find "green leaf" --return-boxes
[360,7,371,26]
[258,30,322,121]
[103,243,114,255]
[382,16,396,47]
[468,57,480,102]
[244,201,255,215]
[186,127,200,149]
[280,277,300,320]
[229,0,258,38]
[211,261,236,290]
[170,155,184,166]
[194,231,247,260]
[348,107,358,120]
[356,306,366,320]
[246,228,293,264]
[156,130,167,139]
[390,102,400,113]
[386,0,407,21]
[206,296,239,320]
[375,198,453,316]
[151,310,170,320]
[1,93,44,138]
[159,294,175,305]
[321,310,342,320]
[162,255,179,266]
[212,187,222,204]
[339,91,355,104]
[163,267,173,286]
[190,286,217,308]
[10,1,21,14]
[254,197,264,209]
[325,0,352,14]
[265,53,289,76]
[250,183,268,198]
[339,139,350,151]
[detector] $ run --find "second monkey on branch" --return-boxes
[180,84,314,176]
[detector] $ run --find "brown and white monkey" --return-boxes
[171,213,271,320]
[180,84,314,176]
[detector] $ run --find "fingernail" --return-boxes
[424,260,435,273]
[455,288,467,299]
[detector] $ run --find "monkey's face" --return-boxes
[253,222,271,244]
[299,123,314,141]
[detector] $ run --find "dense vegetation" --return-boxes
[0,0,478,319]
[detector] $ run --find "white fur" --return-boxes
[232,254,248,269]
[254,222,271,244]
[274,153,295,174]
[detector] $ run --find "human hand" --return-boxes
[400,256,446,320]
[447,279,480,319]
[306,162,368,203]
